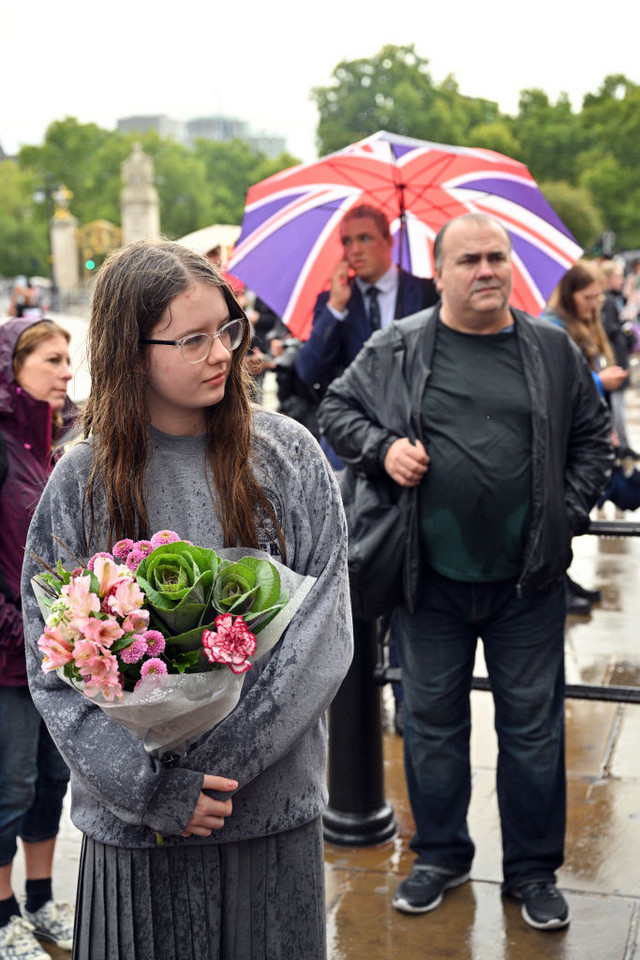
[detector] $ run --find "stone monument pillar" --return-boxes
[120,143,161,243]
[50,185,80,294]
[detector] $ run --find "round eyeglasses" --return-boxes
[141,318,247,364]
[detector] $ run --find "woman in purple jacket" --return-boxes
[0,317,76,959]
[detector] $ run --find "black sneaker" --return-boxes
[511,880,570,930]
[392,866,470,914]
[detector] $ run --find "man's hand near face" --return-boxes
[328,260,353,313]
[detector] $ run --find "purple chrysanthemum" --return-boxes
[112,539,134,561]
[143,630,166,656]
[140,658,168,677]
[150,530,181,549]
[120,638,148,664]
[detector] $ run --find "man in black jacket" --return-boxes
[319,214,613,931]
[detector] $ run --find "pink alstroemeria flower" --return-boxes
[92,555,131,597]
[87,551,114,573]
[72,638,107,677]
[61,575,100,619]
[38,626,74,671]
[202,615,256,674]
[121,610,150,635]
[107,578,146,618]
[72,616,124,649]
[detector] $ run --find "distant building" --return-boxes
[116,113,286,158]
[117,115,186,141]
[185,115,250,145]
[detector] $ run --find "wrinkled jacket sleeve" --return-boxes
[21,447,205,837]
[318,328,408,475]
[295,292,343,386]
[181,431,354,792]
[563,339,614,533]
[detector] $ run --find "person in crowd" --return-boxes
[295,203,439,469]
[21,241,352,960]
[0,318,76,959]
[319,214,612,931]
[7,279,44,320]
[296,204,439,733]
[599,259,637,457]
[544,260,628,612]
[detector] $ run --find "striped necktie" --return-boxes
[366,286,381,330]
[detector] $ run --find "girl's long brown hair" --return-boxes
[82,240,285,557]
[546,260,614,369]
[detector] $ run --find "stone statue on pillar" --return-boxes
[120,143,161,243]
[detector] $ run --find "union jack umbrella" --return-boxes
[227,130,582,339]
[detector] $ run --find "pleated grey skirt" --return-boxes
[71,817,326,960]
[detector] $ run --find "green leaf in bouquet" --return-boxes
[242,591,289,633]
[212,559,258,614]
[169,649,204,673]
[146,587,214,637]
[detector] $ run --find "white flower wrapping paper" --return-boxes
[32,548,316,759]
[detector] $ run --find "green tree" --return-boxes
[538,181,603,250]
[0,161,48,277]
[193,139,298,225]
[311,45,500,157]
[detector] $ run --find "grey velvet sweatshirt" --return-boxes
[21,409,353,848]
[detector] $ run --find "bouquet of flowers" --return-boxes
[32,531,315,757]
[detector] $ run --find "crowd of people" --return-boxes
[0,211,638,958]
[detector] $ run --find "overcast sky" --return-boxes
[4,1,639,163]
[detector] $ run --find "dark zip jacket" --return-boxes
[319,305,614,609]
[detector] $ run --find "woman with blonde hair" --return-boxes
[21,240,352,960]
[0,318,76,959]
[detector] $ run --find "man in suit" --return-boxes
[296,204,438,471]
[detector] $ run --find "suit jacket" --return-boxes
[296,269,438,389]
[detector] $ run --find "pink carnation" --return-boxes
[150,530,181,548]
[112,539,134,561]
[143,630,165,655]
[202,615,256,674]
[120,638,148,663]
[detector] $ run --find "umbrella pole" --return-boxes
[323,615,396,846]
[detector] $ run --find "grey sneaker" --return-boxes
[20,899,74,950]
[0,915,50,959]
[393,865,470,914]
[510,880,570,930]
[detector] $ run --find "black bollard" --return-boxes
[323,615,397,846]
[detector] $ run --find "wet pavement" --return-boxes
[8,319,640,958]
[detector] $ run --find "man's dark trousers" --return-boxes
[395,568,566,891]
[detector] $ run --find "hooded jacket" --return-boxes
[319,305,614,608]
[0,316,76,686]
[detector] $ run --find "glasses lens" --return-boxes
[181,333,213,363]
[218,319,246,352]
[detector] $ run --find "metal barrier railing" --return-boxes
[324,518,640,846]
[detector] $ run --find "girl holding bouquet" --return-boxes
[21,241,353,960]
[0,317,76,959]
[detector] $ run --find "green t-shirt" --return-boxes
[419,320,532,582]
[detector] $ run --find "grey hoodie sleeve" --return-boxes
[21,445,204,837]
